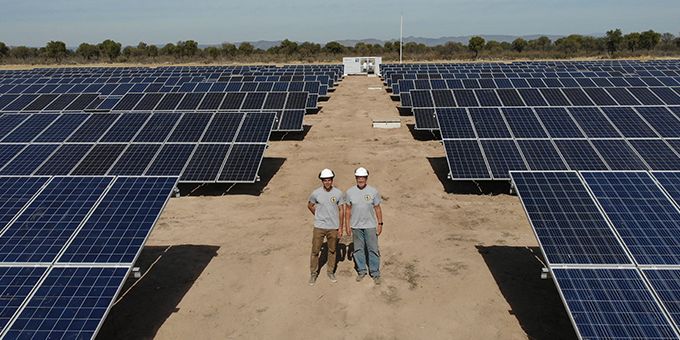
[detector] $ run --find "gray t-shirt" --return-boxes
[345,185,381,229]
[308,187,343,229]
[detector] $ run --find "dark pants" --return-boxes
[310,227,338,274]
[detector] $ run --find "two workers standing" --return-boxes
[307,167,383,285]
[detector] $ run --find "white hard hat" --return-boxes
[319,168,335,179]
[354,167,369,177]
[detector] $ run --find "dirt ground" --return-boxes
[97,76,577,340]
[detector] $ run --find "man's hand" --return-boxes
[377,224,382,236]
[347,226,352,236]
[338,227,343,238]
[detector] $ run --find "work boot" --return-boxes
[327,272,337,283]
[356,273,366,282]
[309,273,318,285]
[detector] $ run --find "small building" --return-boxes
[343,57,382,76]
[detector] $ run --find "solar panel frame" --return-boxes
[442,139,491,180]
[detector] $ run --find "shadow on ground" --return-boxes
[476,245,577,340]
[270,124,312,141]
[407,123,441,141]
[427,157,512,195]
[98,245,220,340]
[177,157,286,196]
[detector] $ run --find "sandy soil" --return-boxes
[97,76,577,340]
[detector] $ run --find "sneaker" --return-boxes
[309,273,318,285]
[356,273,366,282]
[373,276,382,285]
[327,272,337,283]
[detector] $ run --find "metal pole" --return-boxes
[400,15,403,64]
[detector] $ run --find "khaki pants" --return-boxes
[310,227,338,274]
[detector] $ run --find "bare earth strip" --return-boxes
[98,76,576,340]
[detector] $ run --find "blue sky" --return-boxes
[1,0,678,47]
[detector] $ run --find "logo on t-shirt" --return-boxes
[364,195,372,202]
[330,196,337,203]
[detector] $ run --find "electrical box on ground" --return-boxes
[343,57,382,76]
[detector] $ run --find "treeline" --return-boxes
[1,29,680,65]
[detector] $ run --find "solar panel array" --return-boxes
[0,175,176,339]
[0,111,274,183]
[511,170,680,340]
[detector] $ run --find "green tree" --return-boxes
[468,36,485,59]
[660,33,675,50]
[484,40,505,53]
[147,45,159,58]
[298,42,321,58]
[205,46,221,60]
[10,46,35,60]
[323,41,345,54]
[238,42,255,55]
[180,40,199,57]
[76,43,99,60]
[624,32,641,52]
[536,36,551,50]
[605,29,623,55]
[221,43,238,57]
[277,39,298,55]
[639,30,661,50]
[555,35,582,55]
[0,42,9,58]
[45,40,68,62]
[98,39,121,61]
[160,43,177,57]
[512,38,528,53]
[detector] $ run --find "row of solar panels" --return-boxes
[0,74,334,86]
[512,171,680,340]
[435,106,680,179]
[393,76,680,95]
[0,175,176,339]
[0,80,328,97]
[384,71,680,87]
[404,87,680,113]
[0,112,275,183]
[0,92,309,131]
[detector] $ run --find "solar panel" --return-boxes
[496,89,524,106]
[235,112,275,143]
[554,140,608,170]
[601,107,658,138]
[0,176,112,263]
[71,144,126,175]
[443,140,490,179]
[0,266,48,331]
[552,268,677,340]
[582,171,680,265]
[285,92,308,110]
[629,140,680,170]
[108,144,161,175]
[652,171,680,207]
[502,108,547,138]
[33,144,91,176]
[221,92,246,110]
[145,144,195,176]
[58,176,176,264]
[23,94,58,111]
[510,171,631,264]
[155,93,183,110]
[263,92,286,110]
[65,93,99,110]
[642,269,680,330]
[181,144,231,182]
[628,87,664,105]
[218,144,267,182]
[480,140,526,179]
[0,177,49,228]
[33,114,87,143]
[436,108,474,138]
[468,108,512,138]
[591,139,648,170]
[3,266,128,339]
[635,107,680,138]
[452,90,478,107]
[67,114,120,142]
[2,114,58,143]
[201,113,243,143]
[516,140,568,170]
[431,90,456,107]
[0,115,29,140]
[535,108,584,138]
[99,112,149,142]
[413,109,439,130]
[583,87,617,105]
[0,144,58,175]
[167,112,212,143]
[539,88,571,106]
[606,88,641,105]
[568,107,621,138]
[134,112,181,143]
[475,89,502,107]
[112,93,144,110]
[0,144,26,169]
[177,93,204,110]
[561,88,594,106]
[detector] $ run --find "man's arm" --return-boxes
[374,204,383,236]
[338,204,344,237]
[307,201,315,215]
[344,204,352,236]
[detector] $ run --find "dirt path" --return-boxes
[99,76,575,339]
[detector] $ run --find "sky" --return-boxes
[1,0,679,47]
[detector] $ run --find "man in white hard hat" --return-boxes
[344,167,383,285]
[307,168,344,285]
